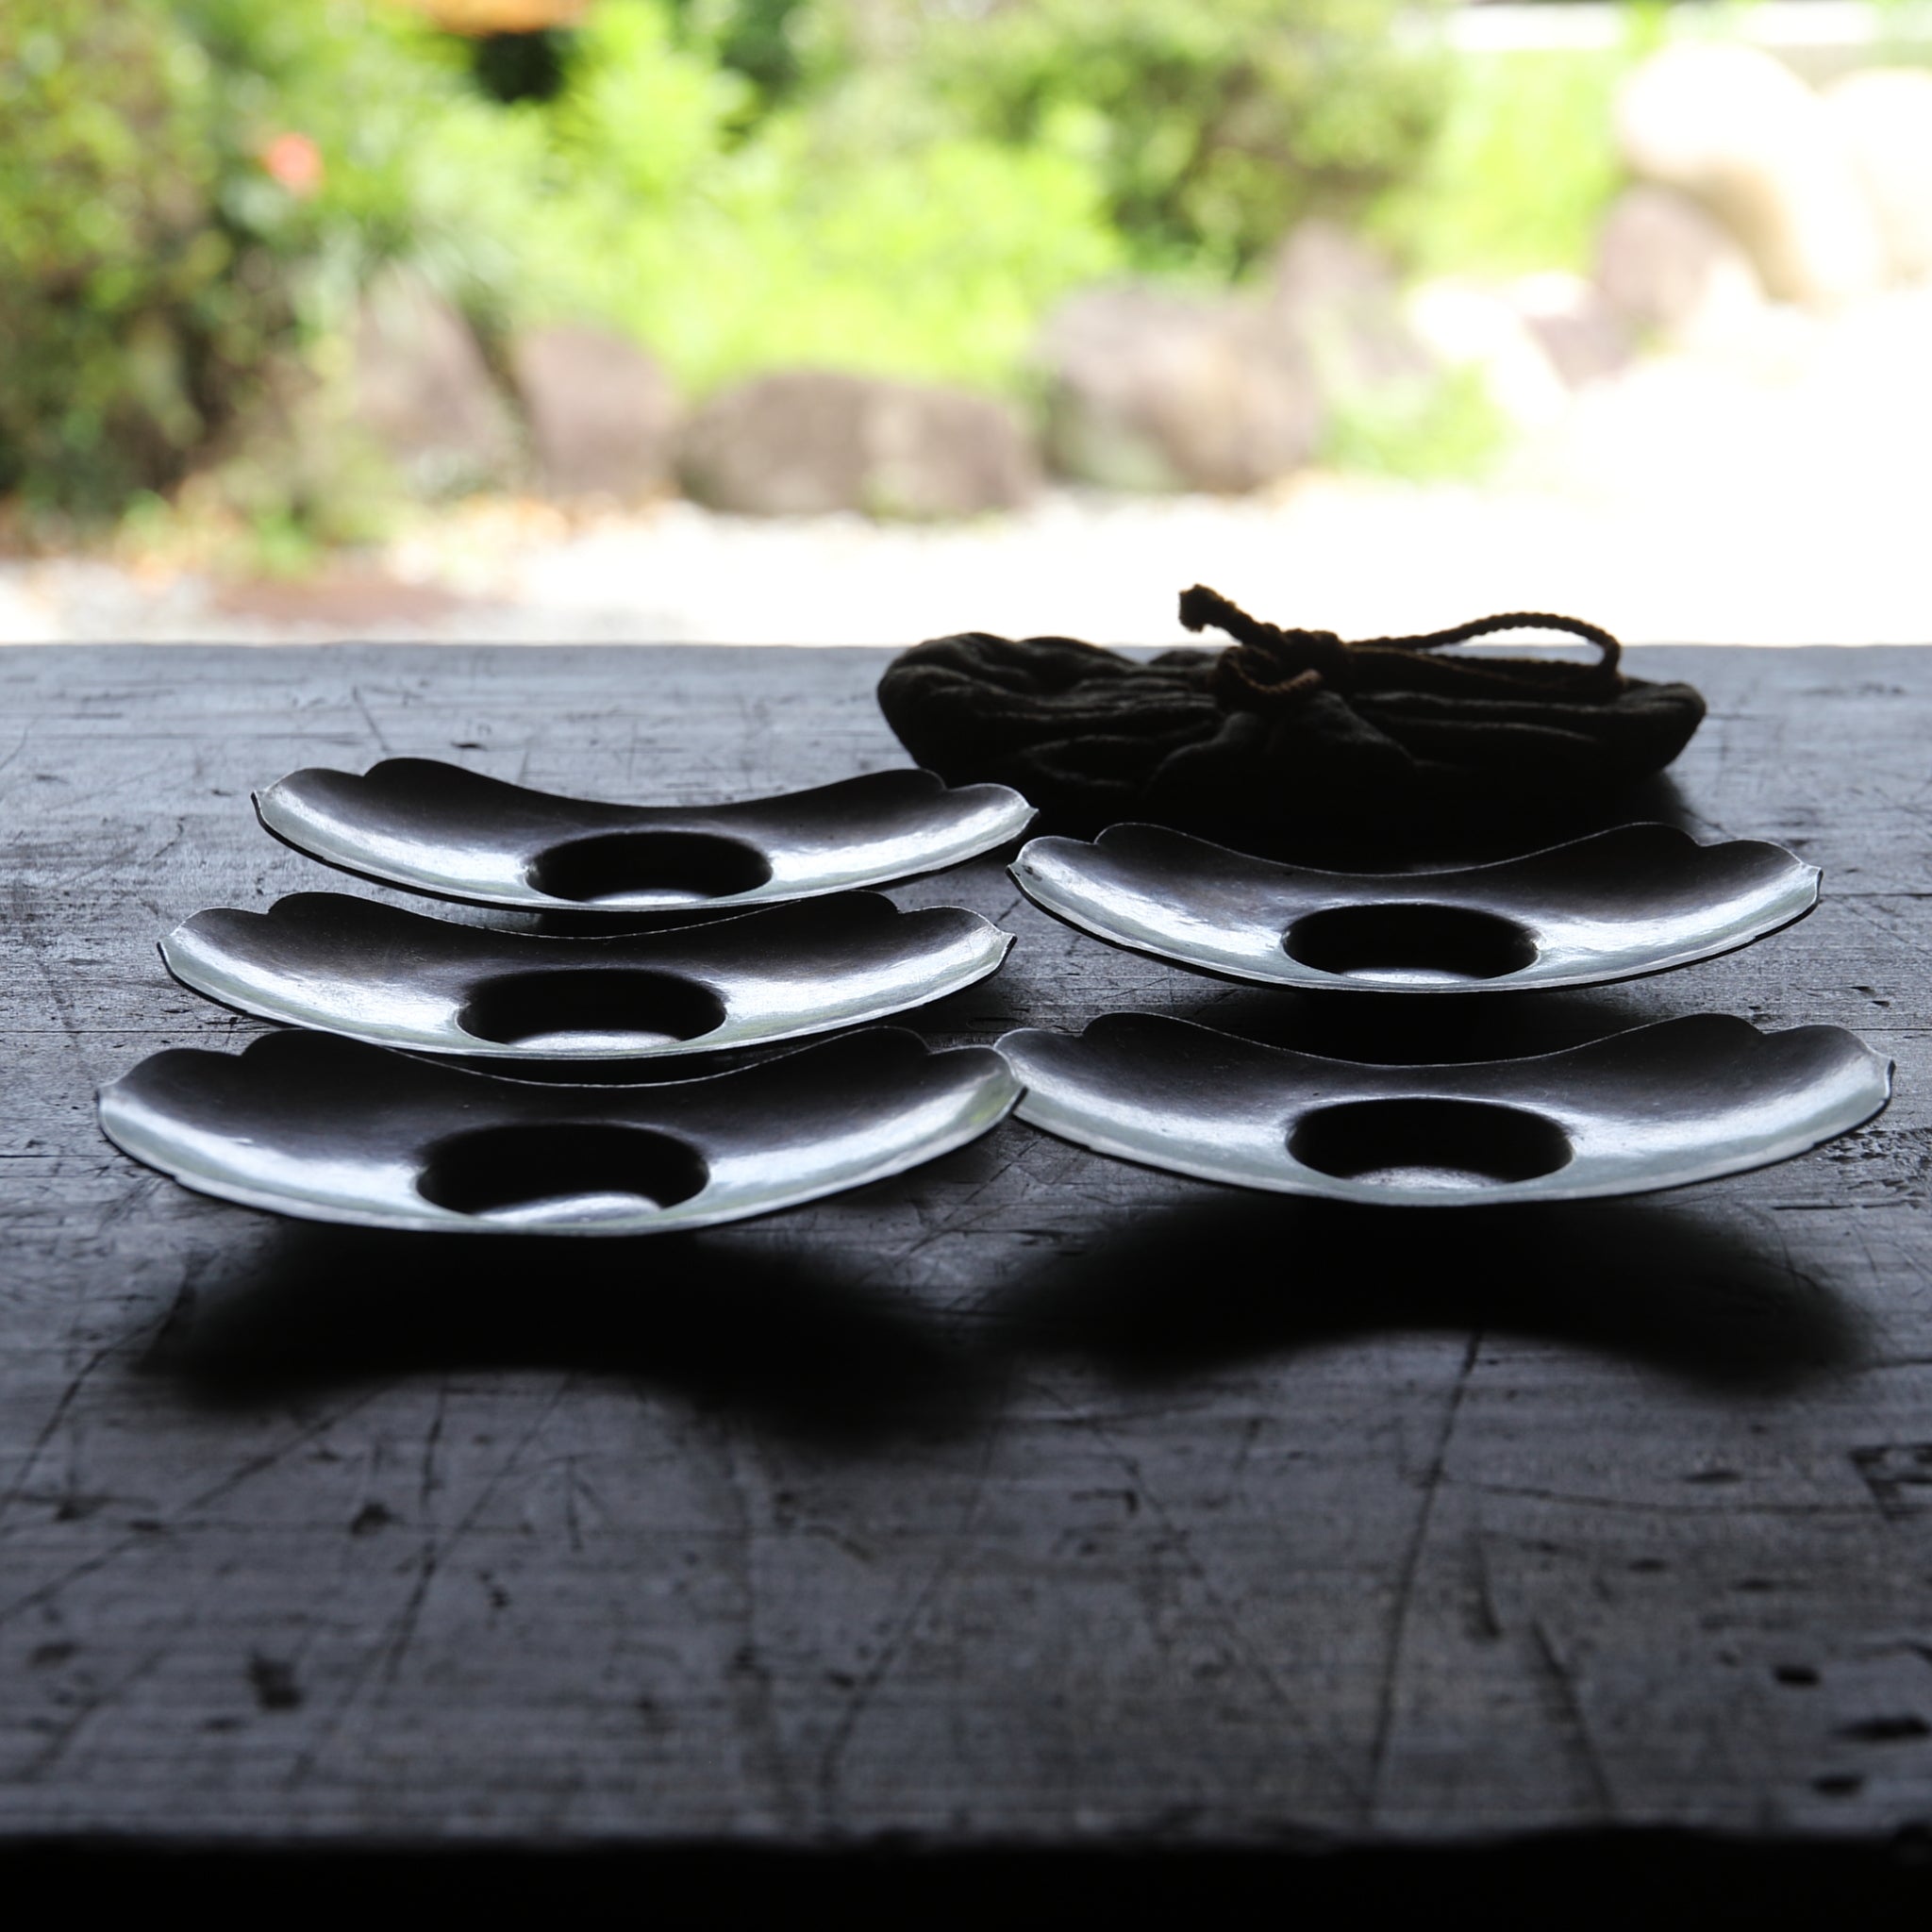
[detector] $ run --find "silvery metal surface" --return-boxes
[160,890,1010,1060]
[255,758,1032,912]
[997,1012,1890,1207]
[1011,822,1820,994]
[98,1027,1020,1235]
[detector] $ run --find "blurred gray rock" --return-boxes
[1508,272,1632,387]
[677,371,1038,519]
[1269,220,1433,392]
[1615,42,1883,307]
[1037,285,1321,493]
[1594,186,1766,343]
[351,268,521,496]
[1825,68,1932,284]
[1272,220,1396,319]
[512,325,681,501]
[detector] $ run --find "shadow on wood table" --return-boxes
[995,1193,1865,1396]
[145,1184,1860,1437]
[142,1225,1002,1448]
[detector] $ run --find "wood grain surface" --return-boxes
[2,643,1928,1851]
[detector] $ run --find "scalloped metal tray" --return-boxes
[997,1012,1890,1206]
[98,1027,1020,1235]
[256,758,1034,913]
[160,891,1011,1060]
[1011,823,1819,993]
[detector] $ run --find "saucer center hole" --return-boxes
[528,830,772,904]
[1284,903,1537,982]
[417,1122,709,1223]
[1290,1098,1571,1191]
[458,970,726,1049]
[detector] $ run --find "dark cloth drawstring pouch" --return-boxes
[877,586,1706,845]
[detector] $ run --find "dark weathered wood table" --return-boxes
[3,644,1930,1896]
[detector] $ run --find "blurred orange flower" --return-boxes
[261,132,325,198]
[390,0,589,31]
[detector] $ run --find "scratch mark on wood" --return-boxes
[1367,1331,1481,1820]
[22,1639,175,1782]
[349,686,395,759]
[1039,1379,1365,1808]
[286,1375,572,1789]
[0,1393,384,1629]
[812,1410,1009,1812]
[0,1335,125,1528]
[1529,1617,1618,1818]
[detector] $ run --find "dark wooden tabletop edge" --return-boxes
[4,1824,1931,1912]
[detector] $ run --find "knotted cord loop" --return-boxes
[1180,583,1624,716]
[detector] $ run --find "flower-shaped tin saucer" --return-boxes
[1011,822,1819,993]
[997,1011,1890,1207]
[257,759,1034,914]
[161,891,1009,1060]
[98,1026,1020,1234]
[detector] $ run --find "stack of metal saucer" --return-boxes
[99,758,1034,1234]
[999,821,1891,1206]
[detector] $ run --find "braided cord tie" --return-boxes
[1178,584,1624,714]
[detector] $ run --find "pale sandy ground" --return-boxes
[4,286,1929,649]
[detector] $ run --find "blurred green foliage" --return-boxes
[917,0,1445,275]
[0,0,229,509]
[666,0,818,109]
[0,0,1616,527]
[502,4,1124,391]
[1372,50,1631,277]
[0,0,504,514]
